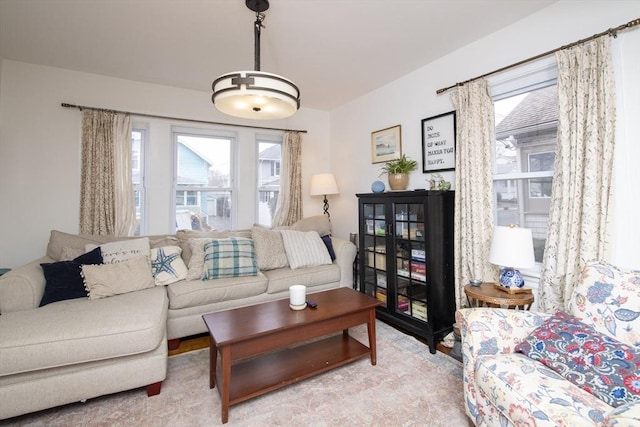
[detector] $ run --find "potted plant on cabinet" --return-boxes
[379,154,418,190]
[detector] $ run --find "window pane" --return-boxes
[177,135,230,188]
[493,84,558,263]
[257,141,281,226]
[175,190,231,231]
[132,129,144,235]
[175,132,233,231]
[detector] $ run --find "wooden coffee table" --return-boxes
[202,287,381,423]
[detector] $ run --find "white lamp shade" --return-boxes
[309,173,339,196]
[212,71,300,120]
[488,226,535,269]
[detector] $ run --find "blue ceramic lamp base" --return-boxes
[499,267,525,288]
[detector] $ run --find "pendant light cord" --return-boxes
[254,12,265,71]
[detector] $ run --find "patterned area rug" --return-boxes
[2,321,470,426]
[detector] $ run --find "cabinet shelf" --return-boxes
[357,190,455,354]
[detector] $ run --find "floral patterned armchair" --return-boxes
[456,261,640,427]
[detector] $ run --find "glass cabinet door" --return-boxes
[362,202,388,308]
[393,202,428,322]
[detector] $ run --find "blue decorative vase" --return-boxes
[499,268,525,288]
[371,180,385,193]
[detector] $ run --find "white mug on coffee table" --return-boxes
[289,285,306,310]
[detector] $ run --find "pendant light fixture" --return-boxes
[212,0,301,120]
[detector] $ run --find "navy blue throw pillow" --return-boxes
[39,247,103,307]
[321,235,336,261]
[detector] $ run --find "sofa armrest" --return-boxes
[0,257,52,313]
[331,237,356,287]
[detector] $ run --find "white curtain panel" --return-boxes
[611,30,640,269]
[113,114,136,236]
[450,79,498,310]
[539,35,616,312]
[272,131,303,227]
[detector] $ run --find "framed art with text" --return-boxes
[421,111,456,172]
[371,125,402,164]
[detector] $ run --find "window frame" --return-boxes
[489,57,558,276]
[172,126,237,231]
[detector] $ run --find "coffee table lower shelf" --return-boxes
[219,333,370,406]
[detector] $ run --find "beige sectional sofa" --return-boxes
[0,216,356,420]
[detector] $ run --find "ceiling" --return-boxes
[0,0,556,111]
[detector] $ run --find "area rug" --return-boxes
[1,321,470,426]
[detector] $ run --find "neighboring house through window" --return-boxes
[257,135,283,226]
[174,128,234,231]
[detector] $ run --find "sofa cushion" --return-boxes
[176,229,228,264]
[0,286,167,376]
[290,215,332,236]
[264,264,340,294]
[82,256,155,299]
[167,274,268,310]
[251,225,289,271]
[515,311,640,408]
[475,353,611,426]
[46,229,175,261]
[567,261,640,347]
[86,237,150,265]
[39,247,103,307]
[202,237,259,279]
[280,230,332,269]
[150,245,188,285]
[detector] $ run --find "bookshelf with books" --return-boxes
[357,190,455,353]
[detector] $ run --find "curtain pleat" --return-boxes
[272,131,303,227]
[451,79,499,309]
[539,36,616,312]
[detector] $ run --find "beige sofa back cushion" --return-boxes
[46,230,176,262]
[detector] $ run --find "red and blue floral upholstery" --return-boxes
[456,261,640,427]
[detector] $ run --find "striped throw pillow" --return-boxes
[280,230,332,270]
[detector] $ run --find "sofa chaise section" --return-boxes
[0,286,168,420]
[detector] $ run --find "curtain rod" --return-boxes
[60,103,308,134]
[436,17,640,95]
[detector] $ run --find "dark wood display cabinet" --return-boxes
[356,190,455,353]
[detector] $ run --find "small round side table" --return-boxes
[464,282,534,310]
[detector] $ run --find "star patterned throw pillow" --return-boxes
[150,246,188,285]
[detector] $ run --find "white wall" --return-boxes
[0,62,331,267]
[327,0,640,266]
[1,0,638,269]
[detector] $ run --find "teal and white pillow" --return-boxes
[202,237,258,279]
[150,246,188,285]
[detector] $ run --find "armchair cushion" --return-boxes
[515,311,640,408]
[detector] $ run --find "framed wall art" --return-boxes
[371,125,402,164]
[421,111,456,172]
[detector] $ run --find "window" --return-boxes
[493,82,558,264]
[174,130,234,231]
[131,127,145,235]
[256,136,283,226]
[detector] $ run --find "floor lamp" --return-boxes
[309,173,339,218]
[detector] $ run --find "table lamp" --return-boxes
[488,225,535,289]
[309,173,339,218]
